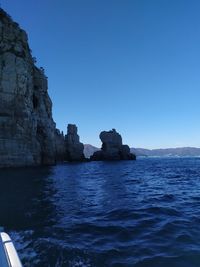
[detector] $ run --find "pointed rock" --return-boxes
[65,124,85,161]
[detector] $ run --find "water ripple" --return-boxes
[1,158,200,266]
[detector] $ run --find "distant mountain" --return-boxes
[131,147,200,157]
[84,145,200,158]
[84,144,100,158]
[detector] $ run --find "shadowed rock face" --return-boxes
[91,129,136,161]
[65,124,85,161]
[55,129,66,162]
[0,9,63,167]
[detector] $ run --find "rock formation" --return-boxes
[65,124,85,161]
[55,129,66,162]
[0,8,136,167]
[0,8,65,167]
[90,129,136,161]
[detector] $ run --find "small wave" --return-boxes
[9,230,39,266]
[69,257,92,267]
[1,159,200,266]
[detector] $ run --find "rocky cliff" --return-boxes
[65,124,85,161]
[91,129,136,161]
[0,9,136,167]
[0,8,64,167]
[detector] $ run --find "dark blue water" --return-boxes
[0,158,200,266]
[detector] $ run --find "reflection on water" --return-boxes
[0,158,200,266]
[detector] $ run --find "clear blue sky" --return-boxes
[2,0,200,148]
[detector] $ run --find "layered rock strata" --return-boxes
[91,129,136,161]
[0,8,62,167]
[65,124,85,161]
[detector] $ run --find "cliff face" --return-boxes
[1,9,133,167]
[0,9,60,167]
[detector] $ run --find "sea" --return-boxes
[0,157,200,267]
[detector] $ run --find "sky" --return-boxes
[2,0,200,148]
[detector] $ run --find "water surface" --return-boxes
[0,158,200,266]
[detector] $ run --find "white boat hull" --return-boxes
[0,232,22,267]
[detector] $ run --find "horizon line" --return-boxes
[84,144,200,150]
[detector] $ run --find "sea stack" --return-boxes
[90,129,136,161]
[65,124,85,161]
[0,8,66,167]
